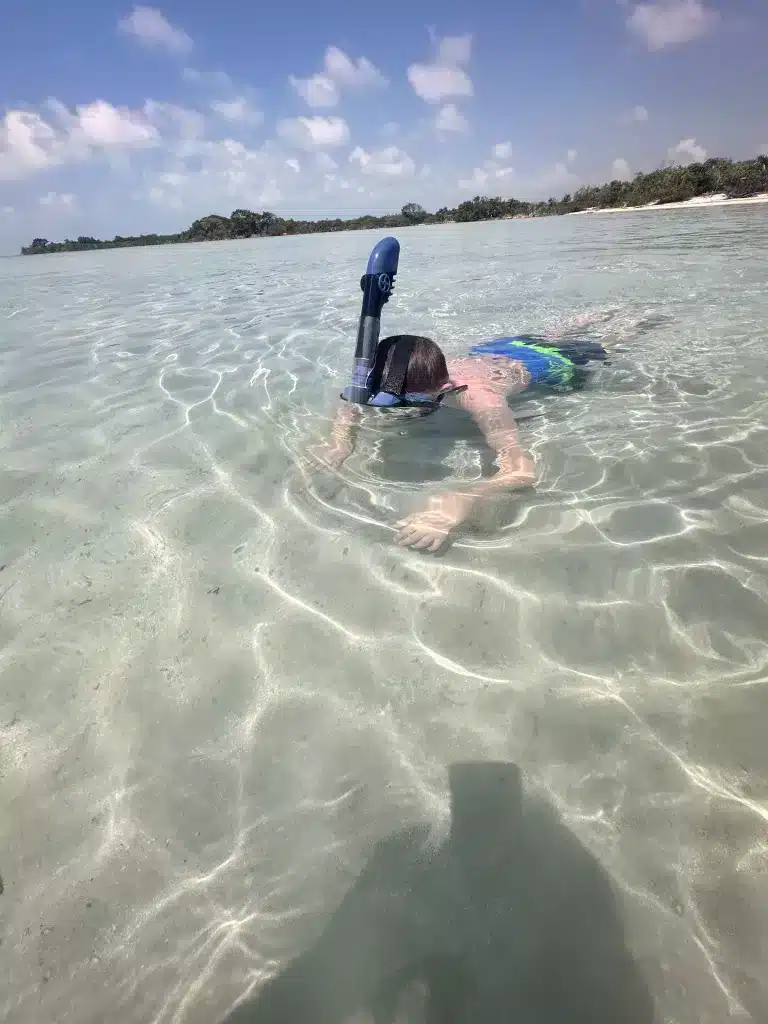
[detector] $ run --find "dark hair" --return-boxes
[381,335,449,392]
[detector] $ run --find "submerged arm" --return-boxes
[454,395,536,500]
[394,396,535,552]
[311,401,362,470]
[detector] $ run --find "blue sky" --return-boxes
[1,0,766,251]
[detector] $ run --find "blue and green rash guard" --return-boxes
[469,336,608,391]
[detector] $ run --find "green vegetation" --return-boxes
[21,155,768,255]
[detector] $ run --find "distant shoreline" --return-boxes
[20,155,768,255]
[568,192,768,215]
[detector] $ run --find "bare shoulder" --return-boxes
[446,355,529,410]
[443,355,531,458]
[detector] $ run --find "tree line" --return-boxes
[20,155,768,255]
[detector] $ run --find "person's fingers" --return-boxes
[394,519,420,537]
[394,510,453,551]
[395,526,418,545]
[413,533,440,550]
[399,532,424,548]
[394,526,449,552]
[401,528,436,548]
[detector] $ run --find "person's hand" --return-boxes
[394,491,473,552]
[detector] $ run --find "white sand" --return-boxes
[568,192,768,215]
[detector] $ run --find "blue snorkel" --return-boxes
[342,236,400,405]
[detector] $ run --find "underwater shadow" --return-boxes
[220,761,656,1024]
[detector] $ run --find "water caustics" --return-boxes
[1,210,768,1023]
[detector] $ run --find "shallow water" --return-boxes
[1,211,768,1023]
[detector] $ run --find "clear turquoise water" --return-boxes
[2,210,768,1023]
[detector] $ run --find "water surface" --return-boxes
[2,211,768,1023]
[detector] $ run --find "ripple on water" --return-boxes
[2,216,768,1023]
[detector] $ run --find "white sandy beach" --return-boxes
[568,192,768,215]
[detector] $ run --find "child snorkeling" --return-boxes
[312,311,648,552]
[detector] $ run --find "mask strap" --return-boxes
[378,336,415,398]
[433,384,468,404]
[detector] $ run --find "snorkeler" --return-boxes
[312,330,610,552]
[309,236,650,553]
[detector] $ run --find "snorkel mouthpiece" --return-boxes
[343,236,400,405]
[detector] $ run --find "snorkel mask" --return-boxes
[341,237,466,411]
[364,334,466,408]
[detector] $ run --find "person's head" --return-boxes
[379,334,450,396]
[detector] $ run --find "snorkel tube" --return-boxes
[342,236,400,405]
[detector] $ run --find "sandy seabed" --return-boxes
[2,212,768,1023]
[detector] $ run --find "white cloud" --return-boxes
[143,100,204,139]
[76,100,157,146]
[315,151,338,171]
[180,69,261,128]
[2,205,14,215]
[322,172,357,194]
[276,115,349,149]
[289,74,339,109]
[148,184,180,207]
[1,111,58,178]
[118,6,193,54]
[612,158,632,180]
[632,105,649,122]
[143,137,285,211]
[549,161,574,185]
[323,46,386,89]
[627,0,719,51]
[481,158,515,180]
[260,179,282,206]
[668,137,707,164]
[0,101,158,181]
[0,84,520,246]
[458,166,488,191]
[157,171,183,187]
[210,97,263,125]
[40,192,75,207]
[408,67,473,104]
[408,34,473,103]
[436,103,468,133]
[492,160,576,200]
[290,46,386,108]
[567,148,578,163]
[349,145,415,177]
[493,141,513,160]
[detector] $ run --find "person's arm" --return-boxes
[394,396,535,552]
[310,401,361,470]
[452,396,536,501]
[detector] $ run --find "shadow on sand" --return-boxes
[220,761,656,1024]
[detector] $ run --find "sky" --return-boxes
[1,0,767,252]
